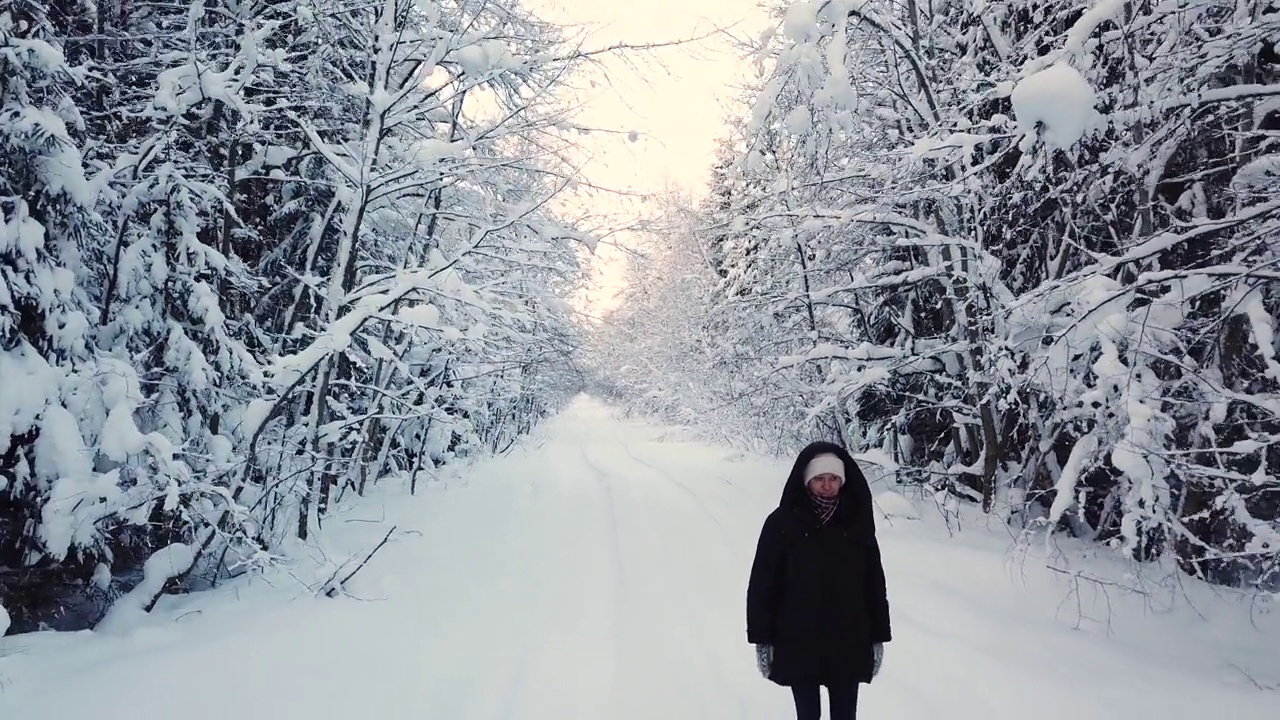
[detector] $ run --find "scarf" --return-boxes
[809,492,839,525]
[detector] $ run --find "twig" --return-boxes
[1225,662,1278,691]
[1047,565,1150,595]
[323,526,398,598]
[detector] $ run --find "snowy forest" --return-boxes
[2,0,597,634]
[592,0,1280,596]
[4,0,1280,642]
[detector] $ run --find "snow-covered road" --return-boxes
[1,397,1274,719]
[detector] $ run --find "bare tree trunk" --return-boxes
[218,137,239,309]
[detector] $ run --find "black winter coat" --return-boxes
[746,441,891,687]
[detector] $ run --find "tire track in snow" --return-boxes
[481,436,629,717]
[586,434,754,719]
[620,440,733,535]
[574,439,632,699]
[577,443,629,598]
[578,430,735,719]
[494,638,537,719]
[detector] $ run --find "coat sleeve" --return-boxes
[863,533,892,643]
[746,512,785,645]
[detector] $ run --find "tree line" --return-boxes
[2,0,601,633]
[592,0,1280,594]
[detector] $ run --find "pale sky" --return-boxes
[523,0,771,316]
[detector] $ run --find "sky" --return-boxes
[523,0,772,317]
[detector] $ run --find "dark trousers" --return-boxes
[790,683,859,720]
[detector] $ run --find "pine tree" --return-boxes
[1,0,106,626]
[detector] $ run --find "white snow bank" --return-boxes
[874,489,920,520]
[1011,62,1101,149]
[1,601,9,637]
[96,543,196,636]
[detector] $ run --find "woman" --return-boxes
[746,441,891,720]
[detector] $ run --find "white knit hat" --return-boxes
[803,453,845,484]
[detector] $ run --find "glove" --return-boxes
[871,643,884,679]
[755,644,773,678]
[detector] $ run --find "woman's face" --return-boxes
[807,473,842,498]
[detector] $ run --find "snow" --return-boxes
[0,200,42,259]
[873,490,920,521]
[1233,155,1280,191]
[782,0,868,43]
[1,397,1276,718]
[1011,62,1101,150]
[152,62,243,117]
[784,105,812,135]
[977,10,1013,62]
[97,543,197,636]
[397,302,441,329]
[416,137,465,162]
[455,39,515,77]
[783,0,822,42]
[240,398,276,441]
[36,406,109,560]
[0,342,60,457]
[1046,431,1098,532]
[1240,285,1280,383]
[265,298,381,387]
[1065,0,1127,58]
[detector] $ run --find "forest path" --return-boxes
[1,397,1273,719]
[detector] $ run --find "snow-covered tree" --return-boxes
[587,188,733,430]
[237,0,597,540]
[614,0,1280,591]
[1,0,113,629]
[1,0,600,633]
